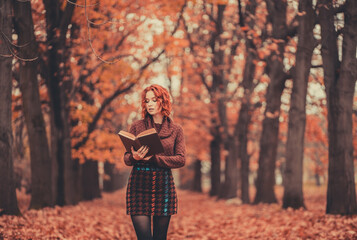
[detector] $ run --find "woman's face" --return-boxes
[145,91,162,116]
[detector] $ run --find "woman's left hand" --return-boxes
[131,146,152,161]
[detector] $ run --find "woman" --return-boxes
[124,84,186,240]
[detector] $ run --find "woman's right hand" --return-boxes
[131,146,151,161]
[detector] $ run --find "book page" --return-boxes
[118,130,136,141]
[137,128,157,138]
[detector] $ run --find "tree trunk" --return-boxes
[207,5,226,197]
[50,59,76,206]
[315,173,321,186]
[193,159,202,192]
[218,81,239,199]
[13,0,54,209]
[0,0,21,216]
[238,102,252,203]
[72,158,82,203]
[42,0,78,206]
[103,162,126,192]
[237,38,256,203]
[219,137,238,199]
[321,0,357,215]
[210,131,222,196]
[82,160,101,200]
[283,0,315,209]
[254,0,288,204]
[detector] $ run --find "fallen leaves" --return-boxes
[169,186,357,239]
[1,191,133,240]
[0,186,356,239]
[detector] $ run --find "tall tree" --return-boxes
[283,0,316,209]
[0,0,21,216]
[13,0,54,209]
[233,0,259,203]
[182,3,227,196]
[218,0,259,201]
[208,4,227,197]
[318,0,357,215]
[42,0,78,205]
[254,0,289,204]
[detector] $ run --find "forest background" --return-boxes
[0,0,356,223]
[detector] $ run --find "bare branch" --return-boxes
[199,70,212,94]
[1,30,31,48]
[0,53,12,58]
[73,81,137,150]
[203,3,217,25]
[0,30,38,61]
[182,15,195,51]
[84,0,121,64]
[181,5,212,93]
[138,1,186,70]
[114,27,138,49]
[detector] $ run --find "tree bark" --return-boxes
[237,38,257,203]
[42,0,78,206]
[210,130,222,196]
[254,0,288,204]
[219,136,238,199]
[193,159,202,192]
[283,0,316,209]
[319,0,357,215]
[208,5,226,197]
[82,160,101,200]
[13,0,54,209]
[237,101,253,203]
[213,4,239,199]
[0,0,21,216]
[218,92,238,199]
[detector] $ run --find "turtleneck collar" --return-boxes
[144,115,173,138]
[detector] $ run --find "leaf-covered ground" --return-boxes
[1,186,356,239]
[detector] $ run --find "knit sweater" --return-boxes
[123,116,186,169]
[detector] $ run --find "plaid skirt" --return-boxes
[126,162,177,216]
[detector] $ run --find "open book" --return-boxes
[118,128,164,157]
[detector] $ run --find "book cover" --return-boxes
[118,128,164,156]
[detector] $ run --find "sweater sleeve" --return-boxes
[123,124,136,166]
[154,126,186,169]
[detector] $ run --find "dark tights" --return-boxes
[131,215,171,240]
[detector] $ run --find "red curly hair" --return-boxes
[141,84,172,118]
